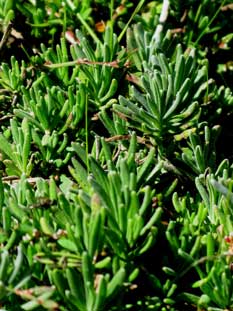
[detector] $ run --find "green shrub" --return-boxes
[0,0,233,310]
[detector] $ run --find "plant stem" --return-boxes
[85,93,90,174]
[77,13,101,46]
[118,0,146,43]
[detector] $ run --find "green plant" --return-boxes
[0,0,14,28]
[113,44,207,157]
[0,246,30,307]
[0,1,233,310]
[0,118,32,176]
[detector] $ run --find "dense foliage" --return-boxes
[0,0,233,310]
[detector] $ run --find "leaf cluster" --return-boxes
[0,1,233,310]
